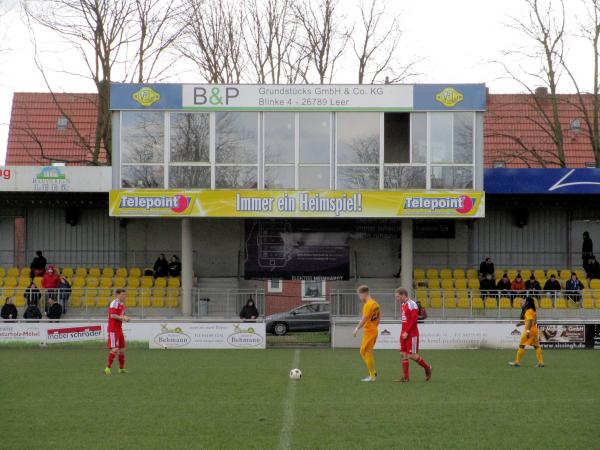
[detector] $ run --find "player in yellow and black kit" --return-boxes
[509,296,544,367]
[353,285,381,382]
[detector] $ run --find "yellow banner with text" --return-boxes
[108,190,485,218]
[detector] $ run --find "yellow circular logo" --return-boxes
[132,87,161,107]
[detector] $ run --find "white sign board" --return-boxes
[182,84,413,111]
[0,166,112,192]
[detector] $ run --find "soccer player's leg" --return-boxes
[359,332,377,381]
[394,338,410,382]
[407,336,432,380]
[105,332,118,375]
[533,335,544,367]
[510,334,529,366]
[117,331,128,373]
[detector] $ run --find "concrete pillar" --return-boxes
[401,219,413,293]
[181,218,193,316]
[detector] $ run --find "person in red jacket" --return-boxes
[42,265,60,304]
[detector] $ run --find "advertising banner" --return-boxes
[109,189,485,219]
[244,220,349,280]
[147,322,266,349]
[539,324,586,349]
[485,168,600,195]
[0,166,112,192]
[46,325,103,343]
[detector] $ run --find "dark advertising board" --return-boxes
[244,220,349,280]
[539,324,586,349]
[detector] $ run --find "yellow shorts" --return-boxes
[520,332,540,347]
[360,330,378,354]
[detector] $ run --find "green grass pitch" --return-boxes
[1,345,599,450]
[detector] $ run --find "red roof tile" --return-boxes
[484,93,596,168]
[5,92,107,166]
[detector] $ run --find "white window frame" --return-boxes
[301,280,326,302]
[267,279,283,293]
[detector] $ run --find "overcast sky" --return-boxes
[0,0,594,164]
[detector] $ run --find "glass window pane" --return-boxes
[121,111,164,163]
[453,112,473,163]
[299,113,330,163]
[170,113,209,162]
[299,166,330,189]
[169,166,210,188]
[384,166,426,189]
[337,112,380,164]
[337,166,379,189]
[430,113,453,163]
[215,112,258,164]
[121,165,164,188]
[264,113,294,164]
[264,166,295,189]
[384,113,410,163]
[215,166,257,188]
[431,166,473,189]
[411,113,427,163]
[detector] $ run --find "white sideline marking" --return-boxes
[278,349,300,450]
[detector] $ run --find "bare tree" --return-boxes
[294,0,348,84]
[351,0,419,84]
[492,0,567,167]
[177,0,245,83]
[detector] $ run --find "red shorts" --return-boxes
[107,330,125,349]
[400,334,419,354]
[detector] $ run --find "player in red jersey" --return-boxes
[394,287,432,383]
[104,288,130,375]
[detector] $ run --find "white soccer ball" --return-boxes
[289,368,302,380]
[39,341,48,349]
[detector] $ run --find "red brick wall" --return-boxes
[264,280,330,315]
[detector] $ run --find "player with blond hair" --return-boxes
[353,285,381,382]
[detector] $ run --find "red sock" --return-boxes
[107,352,115,368]
[415,356,430,371]
[118,353,125,369]
[402,359,409,380]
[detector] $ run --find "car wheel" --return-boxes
[273,322,288,336]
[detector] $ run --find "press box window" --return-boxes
[384,113,410,163]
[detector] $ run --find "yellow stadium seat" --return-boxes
[139,296,151,308]
[441,279,454,290]
[87,278,99,288]
[166,287,180,298]
[444,297,456,308]
[114,277,126,288]
[559,269,571,281]
[33,276,43,288]
[98,287,111,299]
[520,269,532,280]
[0,267,5,277]
[116,268,128,278]
[61,267,74,278]
[426,269,438,279]
[499,297,512,309]
[472,297,484,309]
[83,297,96,308]
[101,268,114,278]
[485,297,498,309]
[153,288,166,298]
[152,297,165,307]
[513,297,523,309]
[70,296,82,307]
[168,277,181,288]
[0,278,3,288]
[89,268,101,278]
[455,279,467,289]
[18,277,30,287]
[125,297,137,308]
[75,267,87,277]
[97,297,109,308]
[506,270,517,280]
[3,288,15,297]
[100,277,113,288]
[575,269,586,281]
[540,297,553,309]
[456,288,469,298]
[596,299,600,309]
[72,277,85,288]
[466,269,478,279]
[19,267,30,277]
[155,277,167,288]
[428,279,440,289]
[440,269,452,279]
[453,269,466,279]
[546,269,558,279]
[127,277,140,288]
[592,290,600,300]
[165,297,179,308]
[141,276,154,288]
[413,269,425,280]
[7,267,19,277]
[457,296,470,308]
[533,269,545,280]
[429,297,442,309]
[13,296,26,307]
[5,277,17,288]
[415,289,428,302]
[129,268,142,278]
[468,279,480,289]
[555,297,567,309]
[590,279,600,290]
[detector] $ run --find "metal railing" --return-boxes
[330,288,600,320]
[192,288,265,319]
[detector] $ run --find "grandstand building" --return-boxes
[3,84,600,316]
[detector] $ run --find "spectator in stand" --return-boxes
[582,231,593,265]
[479,273,497,298]
[47,298,63,321]
[1,297,18,321]
[168,255,182,278]
[239,298,259,320]
[543,274,561,299]
[584,255,600,281]
[58,276,71,314]
[42,265,60,306]
[153,253,169,278]
[30,250,47,278]
[23,303,42,321]
[525,274,541,298]
[25,282,41,307]
[496,273,512,293]
[478,257,495,280]
[511,273,526,301]
[565,272,584,304]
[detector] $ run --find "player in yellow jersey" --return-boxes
[353,285,381,382]
[509,296,544,367]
